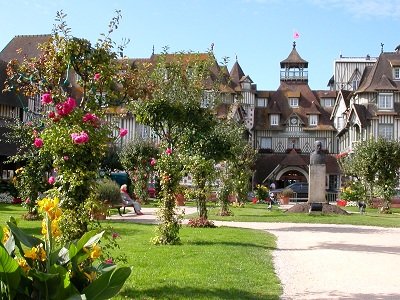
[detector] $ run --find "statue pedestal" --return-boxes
[308,164,326,203]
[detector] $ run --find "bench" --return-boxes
[108,202,136,216]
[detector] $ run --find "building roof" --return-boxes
[357,51,400,93]
[0,34,51,63]
[280,42,308,68]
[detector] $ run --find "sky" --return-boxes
[1,0,400,90]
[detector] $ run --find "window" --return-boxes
[321,98,334,107]
[257,98,267,107]
[378,124,393,139]
[259,137,272,149]
[394,68,400,80]
[378,93,393,110]
[352,79,359,90]
[337,116,344,130]
[288,138,299,149]
[309,114,318,126]
[201,91,213,108]
[289,97,299,107]
[270,114,279,126]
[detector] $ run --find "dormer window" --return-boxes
[378,93,393,110]
[394,67,400,80]
[257,98,268,107]
[289,97,299,107]
[321,98,334,107]
[270,114,279,126]
[309,114,318,126]
[241,82,251,90]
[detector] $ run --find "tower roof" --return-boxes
[280,42,308,68]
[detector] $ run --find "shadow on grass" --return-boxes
[186,239,275,250]
[273,225,384,234]
[309,242,400,254]
[120,285,279,300]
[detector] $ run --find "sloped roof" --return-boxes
[0,34,51,63]
[280,42,308,68]
[357,52,400,93]
[279,149,307,166]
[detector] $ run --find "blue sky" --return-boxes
[1,0,400,90]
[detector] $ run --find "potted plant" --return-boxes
[175,185,186,206]
[92,178,122,219]
[279,187,294,205]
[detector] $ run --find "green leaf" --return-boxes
[82,266,132,300]
[76,230,103,251]
[7,221,44,248]
[0,245,22,297]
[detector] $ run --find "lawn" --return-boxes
[0,204,281,300]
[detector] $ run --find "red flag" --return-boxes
[293,31,300,39]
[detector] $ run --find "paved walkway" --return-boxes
[108,206,400,300]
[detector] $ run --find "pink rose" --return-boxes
[82,113,100,127]
[41,93,53,105]
[119,128,128,137]
[48,176,55,185]
[165,148,172,155]
[94,73,101,81]
[150,158,156,166]
[112,232,120,239]
[56,97,77,116]
[71,131,89,144]
[63,155,69,161]
[104,258,113,264]
[33,138,43,148]
[48,111,55,118]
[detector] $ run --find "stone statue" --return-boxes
[310,140,325,165]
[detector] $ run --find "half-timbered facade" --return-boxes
[334,47,400,155]
[251,42,340,192]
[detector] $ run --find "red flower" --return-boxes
[165,148,172,155]
[33,138,43,148]
[119,128,128,137]
[71,131,89,144]
[94,73,101,81]
[150,158,156,166]
[48,176,55,185]
[41,93,53,105]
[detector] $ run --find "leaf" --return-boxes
[7,221,43,248]
[0,245,21,297]
[82,266,132,300]
[76,230,104,250]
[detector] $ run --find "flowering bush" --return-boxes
[0,196,131,299]
[255,184,269,201]
[187,217,216,228]
[340,181,365,203]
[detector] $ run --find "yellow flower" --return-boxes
[24,244,47,262]
[2,227,10,244]
[15,167,23,174]
[24,248,38,260]
[17,258,31,273]
[85,243,102,260]
[37,197,62,220]
[51,219,61,237]
[41,219,47,236]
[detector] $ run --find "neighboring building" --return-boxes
[334,46,400,155]
[251,42,340,192]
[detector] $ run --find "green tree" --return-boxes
[339,137,400,213]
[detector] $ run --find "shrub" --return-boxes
[95,178,121,205]
[187,217,216,228]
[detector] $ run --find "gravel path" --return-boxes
[109,207,400,299]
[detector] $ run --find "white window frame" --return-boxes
[309,114,318,126]
[378,93,393,110]
[259,137,272,149]
[394,67,400,80]
[378,124,393,140]
[270,114,279,126]
[289,97,299,107]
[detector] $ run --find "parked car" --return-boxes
[270,182,309,200]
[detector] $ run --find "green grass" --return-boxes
[204,203,400,227]
[0,204,281,300]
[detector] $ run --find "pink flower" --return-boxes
[48,111,55,118]
[25,198,30,204]
[71,131,89,144]
[94,73,101,81]
[165,148,172,155]
[56,97,77,116]
[150,158,156,166]
[82,113,100,127]
[112,232,120,239]
[104,258,113,264]
[41,93,53,105]
[119,128,128,137]
[63,156,69,161]
[48,176,55,185]
[33,138,43,148]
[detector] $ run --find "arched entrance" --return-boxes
[275,167,308,189]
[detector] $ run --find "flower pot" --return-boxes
[280,196,290,205]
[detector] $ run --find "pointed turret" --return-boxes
[280,42,308,82]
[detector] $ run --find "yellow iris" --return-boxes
[85,243,102,260]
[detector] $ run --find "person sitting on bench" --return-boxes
[120,184,143,215]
